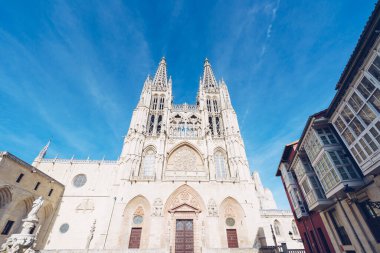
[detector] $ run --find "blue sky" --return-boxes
[0,1,377,209]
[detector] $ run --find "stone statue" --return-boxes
[1,196,44,253]
[27,197,44,221]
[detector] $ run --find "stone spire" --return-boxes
[32,141,50,167]
[202,58,217,89]
[152,57,168,87]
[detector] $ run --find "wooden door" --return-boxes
[128,228,142,248]
[226,229,239,248]
[175,219,194,253]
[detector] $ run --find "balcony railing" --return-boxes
[172,103,198,112]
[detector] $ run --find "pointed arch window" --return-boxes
[148,115,155,134]
[157,115,162,134]
[152,96,158,110]
[159,97,165,110]
[207,99,212,112]
[215,151,229,180]
[141,149,155,177]
[213,100,218,112]
[209,117,214,135]
[274,220,281,236]
[216,117,221,135]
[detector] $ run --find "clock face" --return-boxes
[226,217,235,226]
[133,215,143,224]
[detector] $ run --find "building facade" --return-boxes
[0,152,64,250]
[277,3,380,253]
[277,141,335,253]
[0,59,304,252]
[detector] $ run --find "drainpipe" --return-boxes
[337,199,366,253]
[103,197,117,249]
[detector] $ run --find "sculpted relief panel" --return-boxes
[165,145,207,180]
[172,146,196,171]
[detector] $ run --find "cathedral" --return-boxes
[1,58,303,253]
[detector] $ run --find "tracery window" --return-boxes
[169,114,201,138]
[213,100,218,112]
[147,94,165,136]
[215,151,229,180]
[157,115,162,134]
[159,97,165,110]
[152,96,158,110]
[148,115,155,134]
[207,99,212,112]
[209,117,214,135]
[141,149,155,177]
[216,117,221,135]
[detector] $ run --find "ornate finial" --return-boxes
[204,58,210,66]
[36,140,50,160]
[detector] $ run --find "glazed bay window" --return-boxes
[294,157,308,181]
[299,174,326,208]
[313,153,340,193]
[327,150,359,180]
[316,128,337,145]
[293,156,327,209]
[304,130,323,162]
[332,59,380,169]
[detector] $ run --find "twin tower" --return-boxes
[119,58,252,182]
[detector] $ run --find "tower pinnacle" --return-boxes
[202,58,217,89]
[153,57,168,87]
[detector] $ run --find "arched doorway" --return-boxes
[164,185,205,253]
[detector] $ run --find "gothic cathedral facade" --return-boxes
[30,58,302,252]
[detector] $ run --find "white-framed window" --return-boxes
[293,156,312,181]
[316,128,337,145]
[332,53,380,166]
[304,130,323,162]
[313,152,340,192]
[141,150,155,177]
[327,150,359,180]
[215,151,229,179]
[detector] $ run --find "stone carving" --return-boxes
[173,147,196,171]
[225,204,235,218]
[27,197,43,221]
[168,188,201,211]
[85,220,96,250]
[134,206,144,216]
[75,199,95,213]
[152,198,163,216]
[208,199,218,216]
[1,197,44,253]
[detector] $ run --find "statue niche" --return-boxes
[165,144,207,180]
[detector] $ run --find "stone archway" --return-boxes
[218,197,248,248]
[164,185,205,253]
[120,195,151,249]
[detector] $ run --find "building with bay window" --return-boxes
[277,2,380,253]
